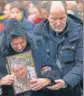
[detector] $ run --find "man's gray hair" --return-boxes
[11,58,27,69]
[42,1,67,14]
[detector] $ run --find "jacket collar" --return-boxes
[66,17,79,42]
[38,19,52,39]
[40,19,69,40]
[39,18,79,43]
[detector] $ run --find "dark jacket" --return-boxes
[2,18,35,34]
[68,14,83,26]
[34,17,83,96]
[0,19,61,96]
[20,18,35,34]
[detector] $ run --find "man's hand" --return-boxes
[41,65,52,75]
[47,79,66,90]
[29,78,51,91]
[0,74,15,86]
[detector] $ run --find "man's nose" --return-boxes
[18,70,23,75]
[56,19,61,25]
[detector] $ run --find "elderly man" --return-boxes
[10,59,30,94]
[34,1,83,96]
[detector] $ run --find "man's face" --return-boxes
[11,36,27,52]
[12,64,27,79]
[48,8,67,33]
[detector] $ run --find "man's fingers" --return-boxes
[30,83,38,88]
[30,79,38,83]
[47,83,61,90]
[55,79,62,83]
[31,85,41,91]
[30,81,42,91]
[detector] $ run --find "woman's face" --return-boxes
[3,4,11,19]
[11,36,27,53]
[10,8,23,20]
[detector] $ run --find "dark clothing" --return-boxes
[31,89,54,96]
[68,14,83,26]
[53,87,81,96]
[2,18,35,34]
[0,54,15,96]
[20,18,35,34]
[34,16,83,96]
[0,19,61,96]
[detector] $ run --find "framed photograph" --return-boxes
[6,51,37,94]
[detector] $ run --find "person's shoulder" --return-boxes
[67,15,83,32]
[35,19,49,28]
[34,19,49,36]
[68,14,83,26]
[67,17,83,41]
[28,34,44,49]
[28,33,44,43]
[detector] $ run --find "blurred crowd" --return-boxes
[0,0,83,33]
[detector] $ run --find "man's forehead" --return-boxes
[50,1,65,12]
[50,9,66,15]
[12,64,25,69]
[49,10,66,18]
